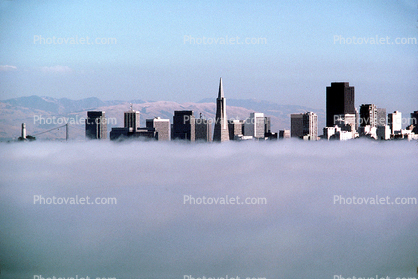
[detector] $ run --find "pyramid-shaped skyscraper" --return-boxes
[213,78,229,142]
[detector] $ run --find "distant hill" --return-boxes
[0,96,324,140]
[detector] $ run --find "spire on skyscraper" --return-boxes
[218,77,224,99]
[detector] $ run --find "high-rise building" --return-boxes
[124,106,140,132]
[359,104,377,127]
[410,111,418,134]
[377,108,386,126]
[243,112,265,139]
[228,119,244,140]
[326,82,355,127]
[195,116,212,142]
[264,117,271,135]
[213,78,229,142]
[291,112,318,140]
[86,111,107,139]
[290,113,303,138]
[146,117,170,141]
[173,110,195,141]
[303,112,318,140]
[388,111,402,134]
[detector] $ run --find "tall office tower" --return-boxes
[124,105,140,132]
[213,78,229,142]
[291,112,318,140]
[244,112,265,139]
[195,116,212,142]
[326,82,355,127]
[377,108,387,126]
[228,119,244,140]
[290,113,303,138]
[86,111,107,139]
[303,112,318,140]
[411,111,418,134]
[388,111,402,134]
[146,117,170,141]
[264,117,271,135]
[359,104,377,127]
[173,110,195,141]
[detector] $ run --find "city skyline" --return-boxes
[1,2,418,278]
[7,77,418,141]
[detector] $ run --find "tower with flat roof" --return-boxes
[86,111,107,139]
[326,82,355,127]
[173,111,195,141]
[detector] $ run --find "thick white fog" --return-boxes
[1,140,417,279]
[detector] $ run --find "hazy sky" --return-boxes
[0,0,417,114]
[1,140,418,278]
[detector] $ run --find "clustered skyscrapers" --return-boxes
[320,82,417,141]
[85,79,418,142]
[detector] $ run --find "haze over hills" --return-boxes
[0,95,324,140]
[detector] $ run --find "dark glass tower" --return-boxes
[326,82,355,127]
[86,111,107,139]
[172,110,195,141]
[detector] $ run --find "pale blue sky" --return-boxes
[0,0,416,114]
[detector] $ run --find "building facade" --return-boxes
[124,106,140,132]
[359,104,377,127]
[173,110,195,141]
[146,117,170,141]
[291,112,318,140]
[326,82,355,127]
[377,108,387,126]
[228,119,244,140]
[86,111,107,139]
[388,111,402,135]
[243,112,265,139]
[195,117,212,142]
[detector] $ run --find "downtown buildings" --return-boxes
[101,78,277,142]
[84,79,416,142]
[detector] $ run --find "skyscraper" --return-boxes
[146,117,170,141]
[377,108,386,126]
[244,112,265,139]
[291,112,318,140]
[124,105,140,132]
[290,113,303,138]
[195,115,212,142]
[173,110,195,141]
[359,104,377,127]
[326,82,355,127]
[228,119,244,140]
[303,112,318,140]
[213,78,229,142]
[388,111,402,134]
[86,111,107,139]
[264,117,271,135]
